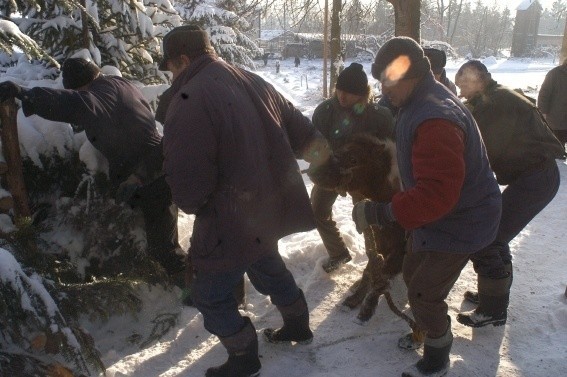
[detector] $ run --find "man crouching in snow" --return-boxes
[352,37,502,377]
[159,25,330,377]
[0,58,186,292]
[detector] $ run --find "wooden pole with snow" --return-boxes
[0,99,31,219]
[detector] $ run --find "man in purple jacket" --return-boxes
[0,59,185,288]
[160,25,329,377]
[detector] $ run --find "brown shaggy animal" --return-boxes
[307,133,407,323]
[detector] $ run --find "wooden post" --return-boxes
[0,99,31,218]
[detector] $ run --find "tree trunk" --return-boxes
[323,0,329,98]
[81,0,90,50]
[387,0,421,41]
[0,100,31,219]
[329,0,342,96]
[561,15,567,64]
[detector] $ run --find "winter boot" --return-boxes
[463,263,512,305]
[401,317,452,377]
[263,290,314,344]
[205,317,261,377]
[457,272,511,328]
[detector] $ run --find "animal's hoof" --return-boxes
[342,296,361,309]
[353,317,369,326]
[356,309,374,323]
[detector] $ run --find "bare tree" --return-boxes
[550,0,567,62]
[329,0,342,94]
[387,0,421,40]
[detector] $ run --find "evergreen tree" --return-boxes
[0,0,182,82]
[175,0,261,68]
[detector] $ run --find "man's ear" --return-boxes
[180,55,191,67]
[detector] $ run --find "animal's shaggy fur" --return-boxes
[308,133,407,323]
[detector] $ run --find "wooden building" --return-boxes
[511,0,543,57]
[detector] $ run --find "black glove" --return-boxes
[0,81,23,102]
[352,200,395,233]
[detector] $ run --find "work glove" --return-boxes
[0,81,23,102]
[115,174,142,204]
[352,200,395,233]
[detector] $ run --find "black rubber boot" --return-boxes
[263,290,314,344]
[457,272,511,328]
[206,317,261,377]
[464,262,512,305]
[401,317,452,377]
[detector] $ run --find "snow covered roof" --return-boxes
[517,0,540,11]
[259,30,295,41]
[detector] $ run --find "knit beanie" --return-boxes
[336,63,368,96]
[423,47,447,74]
[62,58,101,89]
[372,37,431,83]
[159,24,213,71]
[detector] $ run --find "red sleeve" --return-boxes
[391,119,466,230]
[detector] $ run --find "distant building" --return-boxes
[511,0,543,57]
[257,30,296,55]
[536,34,564,49]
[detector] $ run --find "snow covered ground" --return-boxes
[66,57,567,376]
[0,9,565,375]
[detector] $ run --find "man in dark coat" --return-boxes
[353,37,502,377]
[454,60,563,328]
[538,59,567,153]
[423,47,457,95]
[310,62,394,273]
[159,25,329,377]
[0,59,185,285]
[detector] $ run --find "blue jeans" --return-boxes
[471,162,560,277]
[192,248,301,337]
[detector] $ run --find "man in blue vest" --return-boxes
[352,37,502,377]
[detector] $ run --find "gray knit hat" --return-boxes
[159,25,213,71]
[372,37,430,82]
[336,63,368,96]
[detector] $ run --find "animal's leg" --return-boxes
[343,269,370,308]
[356,227,389,321]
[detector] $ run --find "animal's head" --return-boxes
[308,134,400,201]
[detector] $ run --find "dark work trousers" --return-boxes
[192,248,302,337]
[470,162,560,278]
[131,175,185,275]
[403,248,471,338]
[311,185,350,259]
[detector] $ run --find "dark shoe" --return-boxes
[402,318,452,377]
[205,353,260,377]
[463,290,479,305]
[322,254,352,273]
[263,323,313,344]
[207,317,261,377]
[456,310,506,327]
[263,290,313,344]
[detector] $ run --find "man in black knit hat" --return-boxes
[0,58,186,291]
[310,62,394,273]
